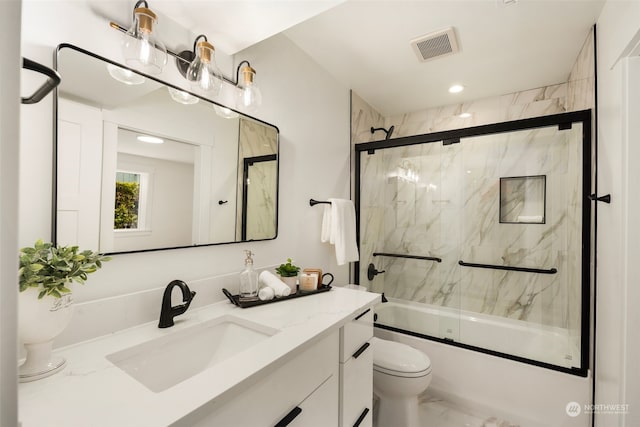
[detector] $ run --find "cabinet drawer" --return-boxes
[340,339,373,427]
[284,374,339,427]
[182,331,339,427]
[340,308,374,362]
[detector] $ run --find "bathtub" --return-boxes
[374,299,582,372]
[373,299,592,427]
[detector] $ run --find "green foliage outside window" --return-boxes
[115,181,140,229]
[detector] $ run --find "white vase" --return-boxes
[18,288,74,382]
[279,275,298,294]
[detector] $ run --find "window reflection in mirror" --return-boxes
[54,44,278,254]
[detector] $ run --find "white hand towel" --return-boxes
[321,204,332,243]
[259,271,291,297]
[326,198,359,266]
[258,286,275,301]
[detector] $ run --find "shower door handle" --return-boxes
[367,263,385,281]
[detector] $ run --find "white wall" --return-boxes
[0,1,21,424]
[595,1,640,425]
[20,0,350,322]
[113,153,194,252]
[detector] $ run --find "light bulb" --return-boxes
[122,6,167,74]
[167,87,199,105]
[139,33,152,65]
[213,105,239,119]
[186,40,222,94]
[107,64,145,85]
[236,65,262,111]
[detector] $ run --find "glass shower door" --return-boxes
[358,141,461,342]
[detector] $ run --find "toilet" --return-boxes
[371,337,432,427]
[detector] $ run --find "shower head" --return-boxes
[386,125,394,139]
[370,125,395,140]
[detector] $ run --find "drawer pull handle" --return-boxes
[353,408,370,427]
[274,406,302,427]
[354,308,371,321]
[352,342,370,359]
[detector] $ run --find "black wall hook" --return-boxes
[589,194,611,204]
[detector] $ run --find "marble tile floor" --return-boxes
[419,394,520,427]
[373,394,519,427]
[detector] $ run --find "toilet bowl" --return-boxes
[371,337,431,427]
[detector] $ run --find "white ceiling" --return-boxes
[154,0,347,55]
[91,0,605,118]
[282,0,605,116]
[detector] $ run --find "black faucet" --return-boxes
[158,280,196,328]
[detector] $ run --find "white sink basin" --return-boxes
[106,315,278,392]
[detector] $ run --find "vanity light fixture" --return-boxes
[176,35,223,95]
[167,87,199,105]
[121,0,167,74]
[109,6,263,110]
[107,64,146,85]
[448,84,464,93]
[137,135,164,144]
[236,61,262,111]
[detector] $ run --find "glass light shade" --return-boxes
[107,64,146,85]
[236,65,262,111]
[186,41,222,94]
[167,87,199,105]
[123,7,167,74]
[213,105,239,119]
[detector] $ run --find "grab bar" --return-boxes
[21,58,61,105]
[373,252,442,263]
[458,260,557,275]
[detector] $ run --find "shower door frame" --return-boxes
[354,109,592,377]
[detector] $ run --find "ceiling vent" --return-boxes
[411,27,460,62]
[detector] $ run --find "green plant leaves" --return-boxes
[18,240,111,299]
[274,258,301,277]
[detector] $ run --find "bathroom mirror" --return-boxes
[54,44,279,254]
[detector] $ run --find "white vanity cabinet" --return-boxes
[179,331,340,427]
[339,307,374,427]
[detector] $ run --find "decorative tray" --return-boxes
[222,285,332,308]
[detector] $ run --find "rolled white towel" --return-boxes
[258,286,275,301]
[259,271,291,297]
[516,215,543,223]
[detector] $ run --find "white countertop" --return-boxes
[19,287,380,427]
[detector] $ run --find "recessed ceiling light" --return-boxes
[449,84,464,94]
[459,112,472,119]
[137,135,164,144]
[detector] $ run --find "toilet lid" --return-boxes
[371,337,431,377]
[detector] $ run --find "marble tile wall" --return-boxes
[351,91,386,144]
[235,118,278,240]
[361,124,583,331]
[356,30,594,336]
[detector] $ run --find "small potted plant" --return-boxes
[18,239,110,381]
[275,258,300,294]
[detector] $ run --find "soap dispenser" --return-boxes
[239,250,259,301]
